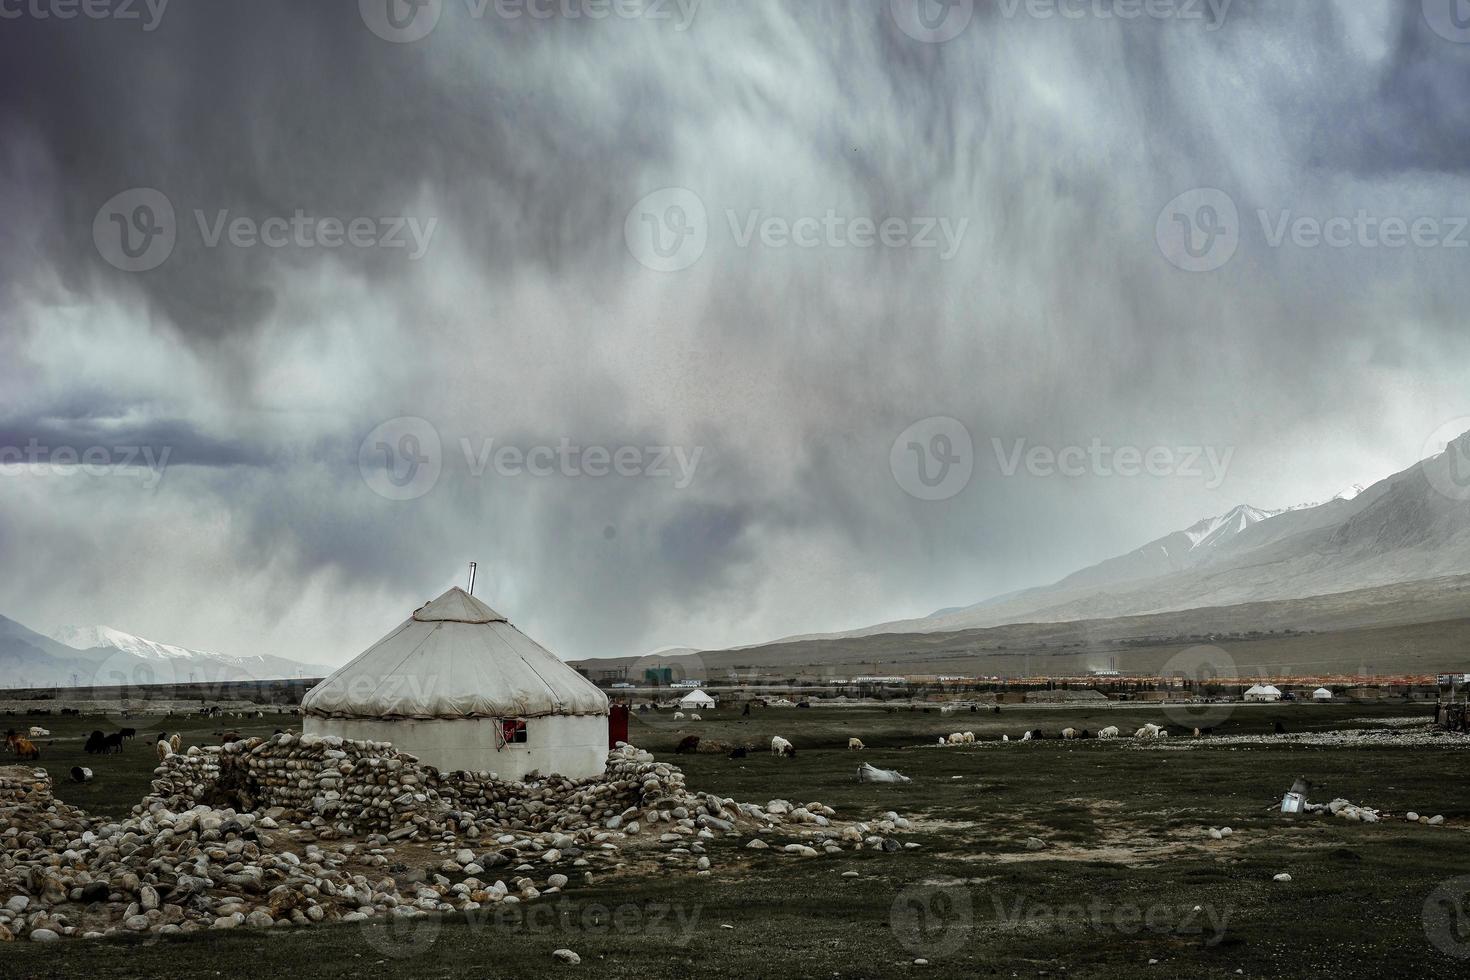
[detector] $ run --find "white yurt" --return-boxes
[302,586,609,780]
[1244,684,1283,702]
[678,689,716,710]
[1313,687,1333,701]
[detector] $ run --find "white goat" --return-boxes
[1097,726,1120,739]
[690,713,702,721]
[770,735,794,756]
[674,712,685,720]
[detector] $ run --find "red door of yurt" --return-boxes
[608,703,630,747]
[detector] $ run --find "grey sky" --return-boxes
[1,1,1467,665]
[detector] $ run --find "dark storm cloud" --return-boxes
[1,0,1468,662]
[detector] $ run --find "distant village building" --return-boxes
[853,676,906,685]
[1244,684,1283,702]
[302,587,610,780]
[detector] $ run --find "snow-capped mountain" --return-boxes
[48,624,329,682]
[52,625,214,662]
[743,429,1470,644]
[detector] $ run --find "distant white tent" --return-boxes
[678,689,716,710]
[302,587,609,779]
[1313,687,1333,701]
[1244,684,1283,702]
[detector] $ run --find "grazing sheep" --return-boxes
[770,735,795,757]
[28,726,49,738]
[690,713,702,721]
[937,736,946,746]
[1021,730,1033,742]
[674,735,701,754]
[848,737,865,750]
[674,712,686,720]
[169,733,181,753]
[962,732,975,743]
[155,739,173,762]
[1001,734,1010,742]
[1062,727,1080,740]
[1134,723,1163,739]
[1097,726,1120,739]
[947,732,965,745]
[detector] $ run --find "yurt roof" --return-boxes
[302,587,609,720]
[1245,684,1282,696]
[678,689,714,702]
[1313,687,1333,696]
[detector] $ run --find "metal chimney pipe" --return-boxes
[467,562,477,596]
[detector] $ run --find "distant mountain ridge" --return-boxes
[0,615,328,690]
[738,429,1470,647]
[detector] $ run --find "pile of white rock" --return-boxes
[1,743,907,943]
[1304,798,1381,822]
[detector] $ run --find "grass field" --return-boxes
[5,702,1469,979]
